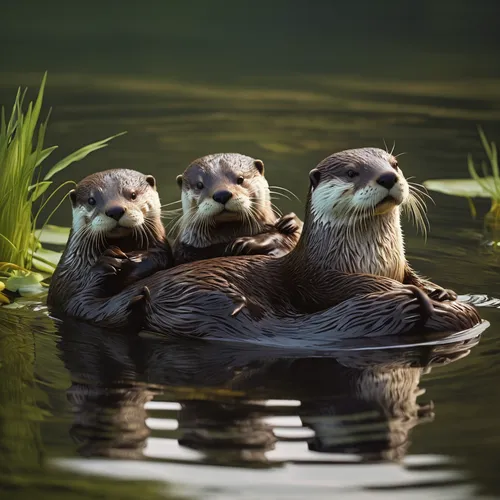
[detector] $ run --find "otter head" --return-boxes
[309,148,411,225]
[176,153,271,229]
[69,169,160,240]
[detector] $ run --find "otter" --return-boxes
[47,169,173,317]
[172,153,302,264]
[65,148,483,342]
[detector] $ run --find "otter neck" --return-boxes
[288,207,406,282]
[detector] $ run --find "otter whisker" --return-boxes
[409,183,434,204]
[269,190,292,201]
[160,199,182,208]
[269,185,301,202]
[270,202,283,217]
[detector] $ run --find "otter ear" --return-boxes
[69,189,77,207]
[309,168,321,190]
[176,175,183,189]
[254,159,265,176]
[145,175,156,190]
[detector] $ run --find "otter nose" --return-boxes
[376,172,398,190]
[105,206,126,221]
[213,190,233,205]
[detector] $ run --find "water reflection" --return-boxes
[56,318,482,468]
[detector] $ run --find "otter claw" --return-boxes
[103,247,128,259]
[407,285,434,327]
[126,286,151,311]
[231,297,247,317]
[100,263,118,276]
[276,213,300,234]
[428,288,457,302]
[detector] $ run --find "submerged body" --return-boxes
[71,148,481,343]
[172,153,302,264]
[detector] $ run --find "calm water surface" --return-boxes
[1,2,500,499]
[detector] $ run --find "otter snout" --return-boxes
[213,190,233,205]
[376,172,398,190]
[105,206,126,221]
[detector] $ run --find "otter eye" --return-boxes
[88,197,96,206]
[237,176,244,185]
[196,182,204,190]
[130,192,137,200]
[392,160,399,170]
[347,170,359,178]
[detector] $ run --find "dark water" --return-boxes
[1,1,500,499]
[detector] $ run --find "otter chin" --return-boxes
[374,196,399,215]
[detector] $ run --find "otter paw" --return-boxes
[427,287,458,302]
[94,255,127,276]
[406,285,434,327]
[275,213,301,235]
[227,235,274,256]
[103,246,129,260]
[127,286,151,311]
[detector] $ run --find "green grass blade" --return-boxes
[468,154,494,197]
[29,181,53,201]
[491,142,500,199]
[478,126,493,161]
[466,197,477,218]
[0,233,19,252]
[35,146,58,168]
[43,131,127,181]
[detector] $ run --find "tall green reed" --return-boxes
[0,73,125,270]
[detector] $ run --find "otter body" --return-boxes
[47,169,173,318]
[63,148,482,342]
[172,153,302,264]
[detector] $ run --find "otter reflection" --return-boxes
[57,319,156,459]
[57,319,481,465]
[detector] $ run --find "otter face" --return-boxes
[69,169,160,239]
[309,148,410,223]
[176,153,268,224]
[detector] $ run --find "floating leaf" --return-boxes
[34,224,70,246]
[30,246,62,273]
[5,270,45,294]
[423,178,497,198]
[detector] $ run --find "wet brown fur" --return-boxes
[172,153,302,264]
[63,149,481,343]
[47,169,173,318]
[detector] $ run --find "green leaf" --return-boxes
[423,178,497,198]
[33,224,70,246]
[35,145,58,167]
[5,271,44,294]
[43,131,127,181]
[29,181,53,201]
[32,247,62,274]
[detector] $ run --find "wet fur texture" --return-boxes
[172,153,302,264]
[62,148,481,343]
[47,169,173,318]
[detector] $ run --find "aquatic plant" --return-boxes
[0,73,125,304]
[424,127,500,246]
